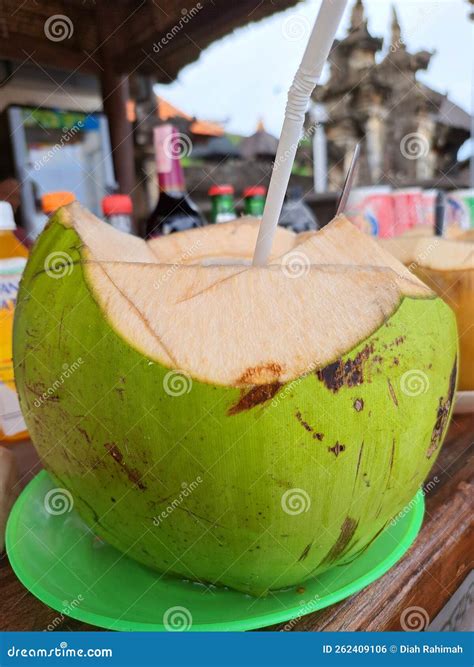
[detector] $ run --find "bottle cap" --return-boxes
[243,186,267,198]
[102,195,133,216]
[0,201,16,230]
[208,185,234,196]
[41,192,75,214]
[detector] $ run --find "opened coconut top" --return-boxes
[379,236,474,272]
[396,224,470,241]
[55,203,431,386]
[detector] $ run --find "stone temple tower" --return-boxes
[311,0,470,191]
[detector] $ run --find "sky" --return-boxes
[155,0,472,156]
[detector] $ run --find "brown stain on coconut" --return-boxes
[344,522,387,562]
[355,442,364,478]
[104,442,147,490]
[295,411,313,432]
[388,439,396,474]
[237,363,283,385]
[316,344,375,393]
[228,381,282,415]
[427,356,457,459]
[77,426,91,444]
[386,439,396,489]
[383,336,406,351]
[294,411,324,440]
[115,387,125,401]
[321,517,358,565]
[298,542,313,562]
[328,441,346,457]
[353,398,364,412]
[387,379,399,407]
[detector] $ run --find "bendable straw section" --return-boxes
[253,0,348,266]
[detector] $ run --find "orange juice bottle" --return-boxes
[0,201,29,442]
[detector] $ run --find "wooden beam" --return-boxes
[0,38,99,74]
[96,2,135,197]
[113,0,300,77]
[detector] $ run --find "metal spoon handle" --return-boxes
[336,142,361,217]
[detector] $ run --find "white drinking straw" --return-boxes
[252,0,348,266]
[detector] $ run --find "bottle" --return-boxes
[41,191,76,216]
[102,195,134,234]
[434,190,445,237]
[208,185,236,223]
[0,202,29,442]
[146,125,205,237]
[243,186,266,217]
[279,186,319,233]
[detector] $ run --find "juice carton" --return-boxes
[0,202,28,441]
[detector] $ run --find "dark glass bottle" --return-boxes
[145,125,205,238]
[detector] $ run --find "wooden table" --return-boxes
[1,415,472,632]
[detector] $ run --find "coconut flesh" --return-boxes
[379,235,473,391]
[14,203,457,596]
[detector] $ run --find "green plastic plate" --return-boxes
[6,471,424,632]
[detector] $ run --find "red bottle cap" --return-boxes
[102,195,133,216]
[243,186,267,198]
[208,185,234,196]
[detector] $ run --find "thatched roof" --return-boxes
[191,135,241,160]
[0,0,301,79]
[240,122,279,159]
[157,96,224,137]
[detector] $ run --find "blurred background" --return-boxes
[0,0,473,238]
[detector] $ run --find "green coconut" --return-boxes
[13,203,458,596]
